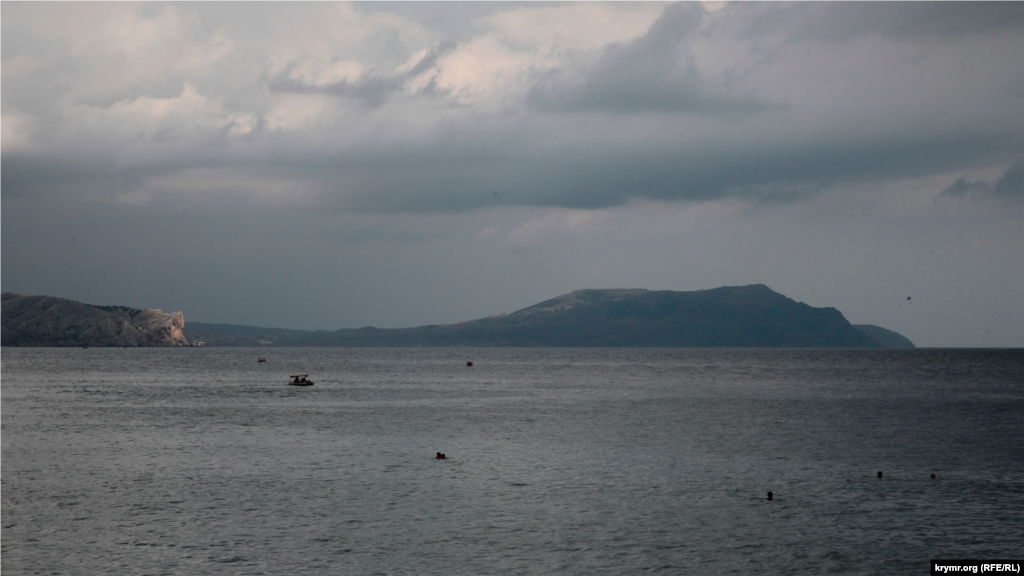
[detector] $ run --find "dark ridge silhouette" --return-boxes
[282,284,888,347]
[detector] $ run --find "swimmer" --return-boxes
[877,471,883,479]
[931,473,936,479]
[766,491,773,501]
[436,452,446,459]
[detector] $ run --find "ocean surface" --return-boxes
[2,347,1022,575]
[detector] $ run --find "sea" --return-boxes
[2,347,1022,575]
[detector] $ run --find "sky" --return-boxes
[2,2,1023,347]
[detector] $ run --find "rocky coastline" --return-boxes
[1,293,200,347]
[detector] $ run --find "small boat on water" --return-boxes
[289,374,314,386]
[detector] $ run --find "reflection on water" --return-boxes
[3,347,1023,575]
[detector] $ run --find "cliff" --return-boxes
[1,293,197,347]
[284,284,887,348]
[853,324,916,348]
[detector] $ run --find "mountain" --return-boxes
[1,293,197,347]
[852,324,916,349]
[279,284,894,348]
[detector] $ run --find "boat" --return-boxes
[289,374,313,386]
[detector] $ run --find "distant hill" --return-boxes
[852,324,916,349]
[272,284,896,348]
[1,293,197,347]
[184,322,324,347]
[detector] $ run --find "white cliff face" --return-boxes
[131,309,191,346]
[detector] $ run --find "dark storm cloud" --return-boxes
[846,1,1024,40]
[941,176,993,197]
[997,160,1024,196]
[3,161,142,205]
[267,40,459,108]
[292,122,1022,213]
[741,2,1024,44]
[5,119,1018,216]
[942,159,1024,199]
[527,3,778,115]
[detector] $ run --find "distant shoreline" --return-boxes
[4,286,917,349]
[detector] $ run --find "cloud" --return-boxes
[770,2,1024,43]
[483,3,662,53]
[1,3,239,111]
[115,189,154,207]
[526,3,777,115]
[2,1,1023,216]
[995,159,1024,196]
[266,40,459,108]
[256,3,442,108]
[264,3,665,109]
[507,209,612,247]
[942,176,992,197]
[74,82,259,140]
[419,3,663,107]
[942,159,1024,199]
[0,111,39,154]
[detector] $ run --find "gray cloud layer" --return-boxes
[4,2,1023,213]
[771,2,1024,42]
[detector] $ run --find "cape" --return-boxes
[1,293,197,347]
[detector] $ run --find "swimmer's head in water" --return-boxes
[766,491,773,501]
[877,471,883,479]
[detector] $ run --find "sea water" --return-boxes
[2,347,1022,575]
